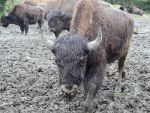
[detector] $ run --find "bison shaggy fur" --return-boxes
[42,0,134,112]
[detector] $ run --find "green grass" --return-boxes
[5,0,22,12]
[112,4,122,8]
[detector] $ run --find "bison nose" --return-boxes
[61,84,78,94]
[49,28,56,32]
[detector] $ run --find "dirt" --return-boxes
[0,16,150,113]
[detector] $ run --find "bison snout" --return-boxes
[61,84,78,94]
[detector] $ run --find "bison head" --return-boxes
[41,28,102,94]
[47,9,71,37]
[1,15,16,28]
[1,15,9,28]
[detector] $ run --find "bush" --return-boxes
[0,0,22,17]
[0,0,7,16]
[5,0,22,12]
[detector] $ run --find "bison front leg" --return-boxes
[24,24,29,35]
[23,19,29,35]
[20,25,24,34]
[83,64,106,112]
[38,19,44,29]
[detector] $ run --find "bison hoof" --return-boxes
[115,83,121,93]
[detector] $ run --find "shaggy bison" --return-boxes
[127,5,144,16]
[42,0,134,112]
[45,0,78,37]
[1,4,44,35]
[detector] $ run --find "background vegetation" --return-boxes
[0,0,22,16]
[0,0,150,17]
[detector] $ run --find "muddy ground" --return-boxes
[0,15,150,113]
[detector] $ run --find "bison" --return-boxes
[45,0,78,37]
[0,4,44,35]
[127,5,144,16]
[42,0,134,112]
[22,0,37,6]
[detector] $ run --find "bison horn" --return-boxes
[41,28,55,50]
[87,27,102,51]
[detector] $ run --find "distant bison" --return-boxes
[1,4,44,35]
[45,0,78,37]
[127,5,144,16]
[42,0,134,112]
[22,0,37,6]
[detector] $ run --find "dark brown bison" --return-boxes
[45,0,78,37]
[1,4,44,35]
[42,0,134,112]
[127,5,144,16]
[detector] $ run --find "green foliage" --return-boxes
[0,0,7,16]
[5,0,22,12]
[0,0,22,17]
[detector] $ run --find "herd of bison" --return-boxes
[0,0,150,113]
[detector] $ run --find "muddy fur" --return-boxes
[1,4,44,35]
[51,0,134,112]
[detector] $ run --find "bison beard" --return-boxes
[41,0,134,112]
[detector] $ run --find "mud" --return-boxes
[0,17,150,113]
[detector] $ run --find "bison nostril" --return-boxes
[65,85,73,91]
[61,84,78,94]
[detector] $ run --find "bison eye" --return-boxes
[78,59,86,67]
[55,59,64,68]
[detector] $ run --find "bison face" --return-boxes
[52,34,88,94]
[1,15,16,28]
[48,16,64,32]
[1,16,9,28]
[48,15,71,37]
[41,28,102,95]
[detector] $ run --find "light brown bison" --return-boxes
[1,4,44,35]
[127,5,144,16]
[42,0,134,112]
